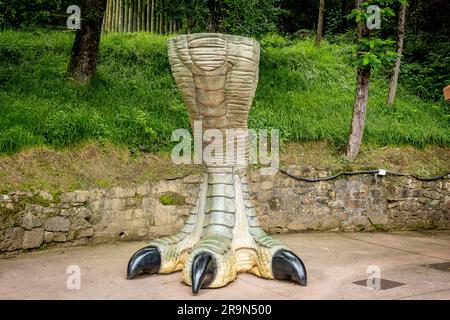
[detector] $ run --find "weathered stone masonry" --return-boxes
[1,166,449,258]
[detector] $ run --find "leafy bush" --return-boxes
[401,33,450,102]
[0,0,73,29]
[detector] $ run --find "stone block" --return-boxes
[21,212,42,230]
[22,228,44,249]
[0,227,24,251]
[44,231,54,243]
[44,217,70,232]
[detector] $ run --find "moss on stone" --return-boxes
[415,219,437,230]
[159,192,185,206]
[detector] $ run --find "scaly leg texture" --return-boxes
[127,168,307,294]
[127,33,307,295]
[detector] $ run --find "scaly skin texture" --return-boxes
[129,34,304,290]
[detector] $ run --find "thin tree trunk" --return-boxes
[109,0,112,31]
[68,0,108,83]
[141,0,145,31]
[116,0,121,31]
[346,0,371,161]
[105,0,110,31]
[110,0,115,31]
[315,0,325,47]
[150,0,155,33]
[133,0,137,31]
[136,0,140,31]
[128,0,132,32]
[387,4,407,107]
[165,14,168,34]
[124,1,128,32]
[146,1,150,31]
[156,0,160,34]
[101,5,106,32]
[112,0,119,32]
[159,0,163,34]
[118,0,123,32]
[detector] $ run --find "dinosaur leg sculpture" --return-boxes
[127,33,307,294]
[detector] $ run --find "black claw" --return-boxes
[127,246,161,279]
[191,252,216,295]
[272,249,307,286]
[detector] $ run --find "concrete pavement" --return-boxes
[1,231,450,299]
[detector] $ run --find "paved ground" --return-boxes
[1,231,450,300]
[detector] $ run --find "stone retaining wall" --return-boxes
[1,166,449,258]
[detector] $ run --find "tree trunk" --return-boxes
[387,4,407,107]
[315,0,325,47]
[118,0,123,32]
[128,0,132,32]
[346,0,371,161]
[151,0,155,33]
[101,5,106,32]
[141,0,145,31]
[346,67,371,161]
[136,0,140,31]
[68,0,108,83]
[159,0,163,34]
[110,0,115,31]
[131,0,137,32]
[146,1,150,31]
[106,0,112,31]
[124,1,128,32]
[116,0,120,31]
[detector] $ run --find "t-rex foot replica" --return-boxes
[127,33,307,295]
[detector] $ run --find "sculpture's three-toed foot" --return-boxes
[127,244,307,295]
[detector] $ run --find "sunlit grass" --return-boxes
[0,29,448,154]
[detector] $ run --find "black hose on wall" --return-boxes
[278,168,450,182]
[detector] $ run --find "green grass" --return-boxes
[0,29,448,154]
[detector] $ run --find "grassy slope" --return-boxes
[1,141,448,193]
[0,30,448,155]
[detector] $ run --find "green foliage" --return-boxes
[352,38,397,68]
[153,0,283,39]
[217,0,284,38]
[401,33,450,102]
[346,0,402,70]
[0,0,73,29]
[0,30,448,155]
